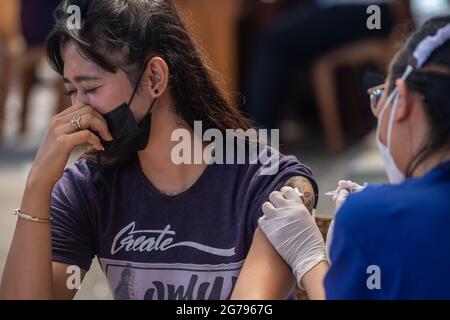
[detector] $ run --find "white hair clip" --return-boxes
[413,24,450,69]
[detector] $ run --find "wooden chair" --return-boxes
[311,38,397,153]
[310,1,413,153]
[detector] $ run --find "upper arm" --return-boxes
[232,175,318,299]
[231,229,296,300]
[52,262,87,300]
[283,176,317,214]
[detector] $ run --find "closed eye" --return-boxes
[64,87,100,97]
[84,87,100,95]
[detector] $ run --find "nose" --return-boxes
[74,92,89,107]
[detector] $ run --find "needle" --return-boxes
[325,183,368,197]
[294,187,305,197]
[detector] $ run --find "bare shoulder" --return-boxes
[283,176,316,213]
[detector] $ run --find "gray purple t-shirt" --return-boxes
[50,150,318,300]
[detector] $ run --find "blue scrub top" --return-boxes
[325,161,450,300]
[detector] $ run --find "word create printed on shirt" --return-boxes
[111,222,236,257]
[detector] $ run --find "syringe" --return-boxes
[325,183,368,197]
[294,187,305,197]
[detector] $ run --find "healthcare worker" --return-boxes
[258,16,450,299]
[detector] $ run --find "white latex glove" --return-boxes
[258,186,327,289]
[326,180,364,263]
[332,180,365,214]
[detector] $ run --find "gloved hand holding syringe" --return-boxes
[325,180,367,263]
[326,180,368,197]
[257,179,368,287]
[326,180,367,214]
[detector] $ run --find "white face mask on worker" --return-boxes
[376,90,406,184]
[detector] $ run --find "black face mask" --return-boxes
[99,102,154,157]
[97,60,156,158]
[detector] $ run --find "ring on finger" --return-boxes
[70,116,82,131]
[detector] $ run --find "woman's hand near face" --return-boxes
[27,103,113,189]
[0,103,113,299]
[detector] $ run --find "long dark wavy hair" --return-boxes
[46,0,253,166]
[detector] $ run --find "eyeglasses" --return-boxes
[367,84,385,117]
